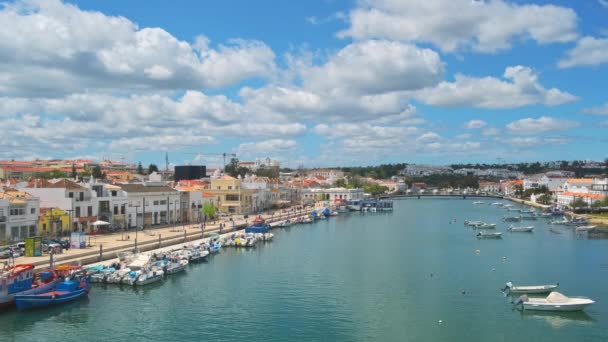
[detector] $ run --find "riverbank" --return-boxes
[505,197,550,209]
[12,206,317,270]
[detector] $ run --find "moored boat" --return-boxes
[1,264,59,309]
[14,273,90,311]
[476,231,502,239]
[503,282,558,294]
[503,216,522,222]
[575,225,597,232]
[507,225,534,232]
[514,292,594,312]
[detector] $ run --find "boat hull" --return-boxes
[523,302,593,312]
[15,288,88,310]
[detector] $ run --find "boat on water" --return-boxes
[521,209,536,214]
[209,242,221,254]
[277,219,292,227]
[164,256,189,275]
[473,201,484,205]
[464,220,484,227]
[491,202,504,206]
[550,217,570,225]
[566,218,588,226]
[14,272,90,311]
[508,208,521,212]
[245,217,270,234]
[1,264,59,309]
[513,292,594,312]
[301,217,313,224]
[503,216,522,222]
[471,222,497,229]
[477,231,502,239]
[503,282,558,294]
[503,204,514,208]
[347,200,362,211]
[507,225,534,232]
[521,215,538,221]
[575,225,597,232]
[329,211,339,216]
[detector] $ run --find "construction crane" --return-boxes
[183,152,237,170]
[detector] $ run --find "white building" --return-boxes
[400,164,453,177]
[20,179,98,232]
[119,183,182,228]
[300,188,365,204]
[0,188,40,242]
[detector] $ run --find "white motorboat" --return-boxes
[476,231,502,239]
[507,225,534,232]
[329,211,339,216]
[503,216,522,222]
[515,292,594,312]
[575,225,597,232]
[464,220,484,227]
[550,217,570,225]
[473,201,484,205]
[503,282,557,294]
[301,217,313,224]
[491,202,504,206]
[135,267,164,286]
[475,223,497,229]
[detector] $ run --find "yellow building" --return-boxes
[39,207,71,237]
[208,176,254,215]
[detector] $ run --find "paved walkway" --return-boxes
[12,205,318,269]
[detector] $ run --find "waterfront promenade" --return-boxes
[12,206,316,270]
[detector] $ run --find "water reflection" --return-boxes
[518,310,595,329]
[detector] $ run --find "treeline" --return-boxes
[408,174,479,189]
[340,163,407,179]
[451,160,607,176]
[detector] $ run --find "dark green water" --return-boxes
[1,199,607,342]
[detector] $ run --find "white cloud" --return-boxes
[301,40,443,96]
[237,139,298,156]
[414,66,578,108]
[482,127,501,136]
[339,0,578,53]
[559,37,608,68]
[506,116,579,135]
[507,136,572,148]
[583,103,608,116]
[599,0,608,8]
[464,119,487,129]
[0,0,276,97]
[455,133,472,139]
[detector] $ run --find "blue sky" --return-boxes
[0,0,607,168]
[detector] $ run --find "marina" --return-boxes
[1,199,607,341]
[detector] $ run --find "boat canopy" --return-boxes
[546,292,570,303]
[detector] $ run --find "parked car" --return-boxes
[12,242,25,254]
[0,246,11,259]
[9,245,23,257]
[51,239,69,249]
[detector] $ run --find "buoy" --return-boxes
[460,289,466,295]
[438,320,443,324]
[475,249,480,254]
[491,267,496,271]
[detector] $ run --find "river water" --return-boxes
[1,198,607,341]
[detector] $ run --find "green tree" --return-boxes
[148,163,159,174]
[514,184,524,197]
[137,162,144,175]
[71,164,77,178]
[570,197,587,208]
[537,193,553,205]
[255,167,279,178]
[201,202,216,219]
[335,178,346,187]
[224,158,249,178]
[591,196,608,208]
[362,184,389,195]
[92,165,104,179]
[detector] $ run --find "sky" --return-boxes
[0,0,607,169]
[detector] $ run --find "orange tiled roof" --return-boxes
[202,192,215,198]
[560,192,604,199]
[566,178,593,183]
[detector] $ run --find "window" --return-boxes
[69,192,74,198]
[153,200,159,205]
[88,206,93,217]
[42,223,47,231]
[31,208,36,214]
[111,191,117,197]
[9,208,25,216]
[114,206,119,215]
[121,205,126,215]
[228,186,233,190]
[79,192,84,201]
[226,194,239,201]
[0,224,5,237]
[28,225,36,237]
[160,200,167,205]
[75,207,81,218]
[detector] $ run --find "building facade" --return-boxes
[0,189,39,242]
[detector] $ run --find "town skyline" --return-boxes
[1,0,607,167]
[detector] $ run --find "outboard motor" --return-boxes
[511,294,528,308]
[501,282,513,293]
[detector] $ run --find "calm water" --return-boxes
[1,199,607,342]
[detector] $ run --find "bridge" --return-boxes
[379,192,504,200]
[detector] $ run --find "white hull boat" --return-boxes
[477,231,502,239]
[575,225,597,232]
[473,201,484,205]
[503,282,558,294]
[471,223,497,229]
[516,292,594,312]
[135,269,164,286]
[507,226,534,232]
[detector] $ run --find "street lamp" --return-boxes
[129,203,141,252]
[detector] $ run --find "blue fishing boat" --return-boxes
[322,208,331,217]
[245,217,270,234]
[14,275,90,311]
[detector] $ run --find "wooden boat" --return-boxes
[476,231,502,239]
[15,277,90,310]
[514,292,594,312]
[507,225,534,232]
[503,282,557,294]
[575,225,597,232]
[1,264,59,309]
